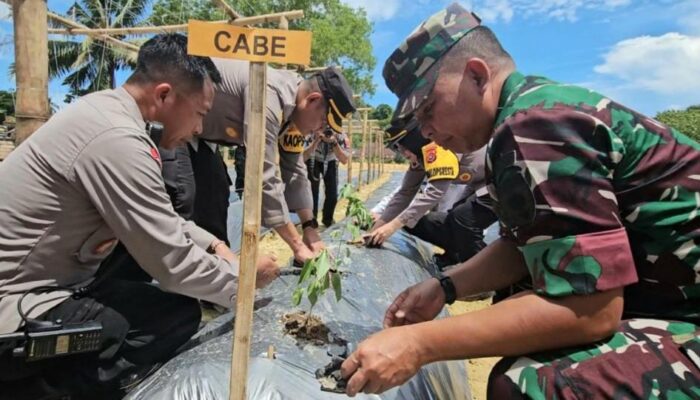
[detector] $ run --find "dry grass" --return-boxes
[258,170,394,263]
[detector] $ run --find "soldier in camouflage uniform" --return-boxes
[339,3,700,398]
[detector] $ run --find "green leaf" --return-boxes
[330,230,341,239]
[316,249,332,278]
[348,224,360,240]
[331,272,342,302]
[292,287,304,306]
[307,282,319,308]
[298,257,315,284]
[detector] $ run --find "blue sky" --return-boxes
[352,0,700,116]
[1,0,699,116]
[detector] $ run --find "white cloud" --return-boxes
[467,0,630,23]
[471,0,514,24]
[341,0,401,21]
[594,33,700,95]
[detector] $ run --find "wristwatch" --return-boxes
[436,273,457,305]
[301,218,319,230]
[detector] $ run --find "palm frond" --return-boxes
[113,0,151,27]
[48,40,82,79]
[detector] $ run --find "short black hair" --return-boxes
[128,34,221,90]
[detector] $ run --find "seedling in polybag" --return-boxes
[290,184,370,323]
[291,249,343,317]
[340,184,374,233]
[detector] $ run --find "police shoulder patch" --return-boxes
[422,143,459,181]
[149,147,162,169]
[279,123,305,153]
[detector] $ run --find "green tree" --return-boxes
[149,0,376,95]
[369,103,392,128]
[656,105,700,142]
[48,0,145,102]
[0,90,15,116]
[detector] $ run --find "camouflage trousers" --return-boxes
[487,319,700,399]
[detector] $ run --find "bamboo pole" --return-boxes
[48,10,304,35]
[373,129,378,181]
[379,128,384,175]
[229,62,267,400]
[213,0,242,21]
[346,117,353,186]
[13,0,50,143]
[373,129,378,180]
[278,17,288,69]
[379,129,384,176]
[357,109,368,189]
[368,129,374,182]
[48,12,139,53]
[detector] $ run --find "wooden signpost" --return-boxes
[188,18,310,400]
[188,20,311,65]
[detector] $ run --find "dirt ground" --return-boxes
[258,166,397,262]
[255,165,497,399]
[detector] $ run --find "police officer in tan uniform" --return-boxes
[303,127,350,227]
[192,59,356,263]
[368,117,496,267]
[0,35,278,399]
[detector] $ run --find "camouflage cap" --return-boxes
[383,3,481,119]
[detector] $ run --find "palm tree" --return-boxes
[48,0,148,102]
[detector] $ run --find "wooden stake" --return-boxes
[369,129,377,182]
[13,0,49,144]
[278,17,288,69]
[358,110,368,189]
[367,129,373,184]
[47,12,139,53]
[47,10,305,35]
[346,117,353,186]
[213,0,242,21]
[379,129,384,176]
[229,62,267,400]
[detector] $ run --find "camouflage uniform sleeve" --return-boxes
[380,167,425,222]
[488,107,638,297]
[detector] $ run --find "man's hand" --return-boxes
[213,241,236,264]
[384,278,445,328]
[366,219,402,246]
[255,254,280,289]
[340,326,426,396]
[293,244,315,263]
[302,227,325,254]
[371,217,386,230]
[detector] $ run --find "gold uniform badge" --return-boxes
[422,143,459,181]
[279,123,305,153]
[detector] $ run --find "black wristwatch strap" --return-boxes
[437,274,457,305]
[302,218,319,230]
